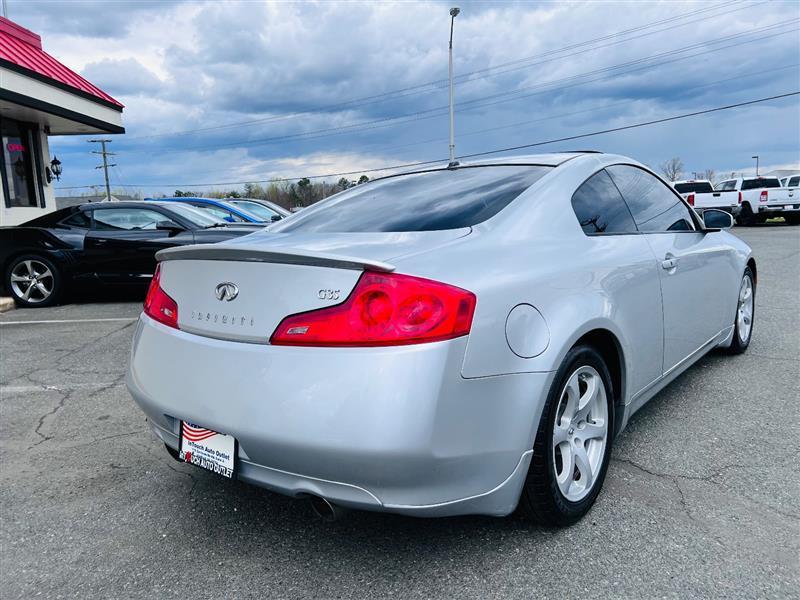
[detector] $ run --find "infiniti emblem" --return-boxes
[214,282,239,302]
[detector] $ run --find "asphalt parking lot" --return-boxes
[1,225,798,599]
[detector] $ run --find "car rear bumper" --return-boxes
[127,314,554,516]
[758,203,800,213]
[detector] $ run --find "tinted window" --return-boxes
[789,176,800,187]
[272,166,552,233]
[571,170,637,235]
[607,165,695,233]
[92,208,165,231]
[674,182,713,194]
[61,211,92,228]
[742,178,781,190]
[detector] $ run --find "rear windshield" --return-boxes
[674,182,713,194]
[271,165,552,233]
[742,178,781,190]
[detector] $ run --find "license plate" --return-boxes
[179,421,236,478]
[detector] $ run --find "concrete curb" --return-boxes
[0,297,15,313]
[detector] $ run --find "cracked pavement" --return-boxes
[0,226,798,599]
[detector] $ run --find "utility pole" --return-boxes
[448,7,460,167]
[88,139,116,201]
[1,0,8,19]
[751,155,759,176]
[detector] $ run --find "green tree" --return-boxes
[357,175,370,185]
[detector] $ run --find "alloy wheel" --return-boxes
[737,275,754,344]
[9,259,54,304]
[552,365,609,502]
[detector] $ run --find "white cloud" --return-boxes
[6,0,795,193]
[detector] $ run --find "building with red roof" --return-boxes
[0,15,124,225]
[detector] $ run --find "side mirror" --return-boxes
[702,209,734,230]
[156,220,185,234]
[271,215,282,222]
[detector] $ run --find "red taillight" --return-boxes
[760,190,768,202]
[144,264,179,329]
[270,271,476,347]
[738,191,743,204]
[687,193,695,206]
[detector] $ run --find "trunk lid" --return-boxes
[156,229,469,343]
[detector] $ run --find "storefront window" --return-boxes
[1,118,41,208]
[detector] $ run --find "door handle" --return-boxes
[661,254,678,270]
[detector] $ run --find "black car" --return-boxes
[1,201,261,307]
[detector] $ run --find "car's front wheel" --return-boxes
[518,345,614,526]
[4,255,62,308]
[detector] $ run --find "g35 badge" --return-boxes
[318,289,341,300]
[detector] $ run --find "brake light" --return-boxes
[687,193,695,206]
[144,264,179,329]
[760,190,768,203]
[738,191,742,204]
[270,271,476,347]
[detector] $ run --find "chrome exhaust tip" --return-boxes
[309,496,346,522]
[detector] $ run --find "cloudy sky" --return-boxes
[10,0,800,196]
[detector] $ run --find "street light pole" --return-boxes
[448,7,460,167]
[752,155,759,176]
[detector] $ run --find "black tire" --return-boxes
[785,214,800,226]
[4,254,62,308]
[726,266,755,355]
[736,203,756,226]
[518,345,615,526]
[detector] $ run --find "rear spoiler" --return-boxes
[155,244,396,272]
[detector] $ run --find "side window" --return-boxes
[715,180,734,191]
[60,210,92,228]
[606,165,695,233]
[92,208,165,231]
[789,176,800,187]
[571,169,638,235]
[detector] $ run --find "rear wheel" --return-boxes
[785,214,800,225]
[518,345,614,526]
[736,203,756,226]
[726,267,755,354]
[4,255,62,308]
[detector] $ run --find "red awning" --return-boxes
[0,16,123,109]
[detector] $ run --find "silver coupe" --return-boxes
[127,152,755,525]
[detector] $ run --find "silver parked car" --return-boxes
[127,152,755,525]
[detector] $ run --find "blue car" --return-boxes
[146,197,266,224]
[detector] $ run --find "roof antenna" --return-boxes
[447,7,460,168]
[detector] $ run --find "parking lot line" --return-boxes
[0,317,138,326]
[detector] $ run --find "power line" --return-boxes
[56,91,799,190]
[351,63,800,158]
[125,0,753,141]
[120,22,799,155]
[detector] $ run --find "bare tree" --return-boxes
[659,157,684,182]
[702,169,716,182]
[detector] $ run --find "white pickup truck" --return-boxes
[714,176,799,226]
[673,180,739,215]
